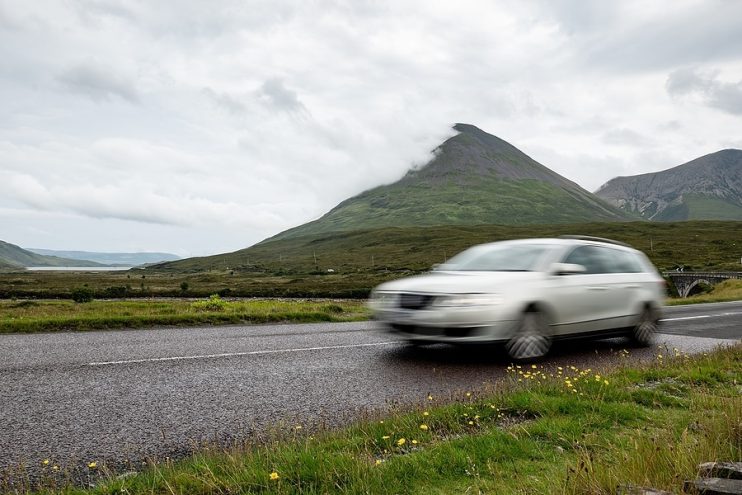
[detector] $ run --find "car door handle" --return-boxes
[587,286,609,291]
[624,285,640,289]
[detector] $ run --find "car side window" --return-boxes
[603,248,644,273]
[562,246,610,274]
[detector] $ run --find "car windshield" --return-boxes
[439,243,549,272]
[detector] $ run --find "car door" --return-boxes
[599,247,646,327]
[549,245,616,335]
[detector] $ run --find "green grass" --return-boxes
[11,345,740,494]
[0,297,369,334]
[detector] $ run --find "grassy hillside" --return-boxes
[653,194,742,221]
[152,220,742,274]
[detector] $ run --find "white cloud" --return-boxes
[58,61,140,103]
[667,67,742,115]
[0,0,740,256]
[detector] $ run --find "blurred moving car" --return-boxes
[369,236,665,360]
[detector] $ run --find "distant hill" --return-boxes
[595,149,742,221]
[268,123,633,241]
[0,240,102,268]
[27,249,180,266]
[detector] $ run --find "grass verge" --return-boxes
[0,296,369,334]
[666,279,742,306]
[9,344,740,494]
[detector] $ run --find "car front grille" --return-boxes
[399,293,434,310]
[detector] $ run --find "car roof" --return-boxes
[480,237,636,251]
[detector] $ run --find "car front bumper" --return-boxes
[372,305,520,343]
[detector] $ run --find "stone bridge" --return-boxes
[662,271,742,298]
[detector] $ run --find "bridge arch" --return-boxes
[681,279,711,298]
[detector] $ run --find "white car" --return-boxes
[369,236,665,360]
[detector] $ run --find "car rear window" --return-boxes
[563,245,645,274]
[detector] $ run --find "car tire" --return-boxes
[631,306,658,346]
[505,310,551,361]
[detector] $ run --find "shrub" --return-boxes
[191,294,228,312]
[71,287,94,303]
[180,282,189,293]
[322,304,344,313]
[103,286,128,298]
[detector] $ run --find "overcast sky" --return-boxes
[1,0,741,257]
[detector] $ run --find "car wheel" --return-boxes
[505,310,551,361]
[631,306,658,346]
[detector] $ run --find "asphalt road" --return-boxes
[1,301,740,480]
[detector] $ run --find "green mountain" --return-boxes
[595,149,742,221]
[152,124,637,273]
[0,240,103,268]
[269,123,632,241]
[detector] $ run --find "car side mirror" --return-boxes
[550,262,587,275]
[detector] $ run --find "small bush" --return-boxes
[191,294,228,312]
[180,281,189,293]
[103,286,128,298]
[71,287,94,303]
[322,304,344,313]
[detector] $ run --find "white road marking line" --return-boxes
[87,341,401,366]
[662,315,711,322]
[662,311,742,322]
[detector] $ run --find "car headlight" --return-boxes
[433,293,503,307]
[369,290,398,307]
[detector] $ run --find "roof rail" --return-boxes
[557,235,632,248]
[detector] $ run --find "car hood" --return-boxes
[374,271,542,294]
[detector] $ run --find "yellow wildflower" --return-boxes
[375,459,382,466]
[382,435,390,440]
[423,411,429,416]
[419,424,429,431]
[397,438,406,446]
[412,439,418,445]
[269,471,279,481]
[88,462,97,469]
[42,459,50,466]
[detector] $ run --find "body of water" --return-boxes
[27,266,133,272]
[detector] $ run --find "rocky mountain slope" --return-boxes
[595,149,742,221]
